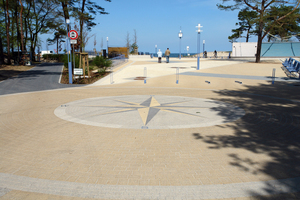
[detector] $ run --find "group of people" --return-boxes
[155,49,218,63]
[157,48,170,63]
[203,50,217,58]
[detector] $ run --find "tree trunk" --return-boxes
[5,0,11,65]
[2,0,7,64]
[57,37,59,55]
[30,33,34,62]
[80,0,86,52]
[0,37,4,64]
[61,1,70,32]
[32,33,38,62]
[24,17,27,52]
[15,2,20,63]
[6,0,11,65]
[19,0,24,52]
[11,8,15,60]
[255,19,264,63]
[255,2,265,63]
[246,27,250,42]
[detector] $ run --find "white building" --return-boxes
[232,42,257,57]
[40,50,53,56]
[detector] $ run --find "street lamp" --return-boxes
[178,28,183,59]
[187,46,189,56]
[196,24,202,70]
[203,40,205,58]
[106,37,109,57]
[66,19,72,84]
[155,45,157,54]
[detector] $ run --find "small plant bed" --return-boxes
[59,54,113,84]
[60,68,110,84]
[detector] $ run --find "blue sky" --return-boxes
[44,0,258,53]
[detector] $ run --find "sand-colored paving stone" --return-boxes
[1,58,300,199]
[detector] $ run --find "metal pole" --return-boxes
[203,40,205,58]
[197,32,200,70]
[73,44,75,76]
[179,38,181,59]
[144,67,147,84]
[179,29,182,59]
[67,25,72,84]
[107,37,108,58]
[196,24,202,70]
[176,67,179,84]
[67,36,69,70]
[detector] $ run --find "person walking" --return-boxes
[157,49,162,63]
[165,48,170,63]
[214,50,217,58]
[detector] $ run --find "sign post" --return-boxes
[68,30,79,40]
[74,68,83,75]
[68,30,78,84]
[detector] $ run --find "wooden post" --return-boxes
[87,54,90,77]
[79,52,82,69]
[82,53,86,78]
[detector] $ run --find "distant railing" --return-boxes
[110,54,128,68]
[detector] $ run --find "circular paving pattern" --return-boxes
[54,95,245,129]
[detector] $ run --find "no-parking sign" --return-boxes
[68,30,78,40]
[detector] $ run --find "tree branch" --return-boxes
[243,0,260,12]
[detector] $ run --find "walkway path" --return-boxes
[0,56,300,200]
[0,63,80,95]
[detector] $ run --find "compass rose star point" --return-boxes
[78,96,209,127]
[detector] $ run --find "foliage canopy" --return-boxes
[218,0,300,62]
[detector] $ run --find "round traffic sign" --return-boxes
[68,30,78,40]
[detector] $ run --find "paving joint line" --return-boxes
[0,173,300,199]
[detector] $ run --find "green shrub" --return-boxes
[93,56,112,70]
[98,68,106,76]
[62,54,80,69]
[42,54,65,62]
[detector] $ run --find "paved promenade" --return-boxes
[1,55,300,199]
[0,63,81,95]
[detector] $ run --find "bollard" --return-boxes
[272,68,276,85]
[176,67,179,84]
[144,67,147,84]
[110,72,114,84]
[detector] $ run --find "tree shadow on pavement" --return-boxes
[193,81,300,199]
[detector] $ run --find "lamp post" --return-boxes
[187,46,189,56]
[106,37,109,57]
[196,24,202,70]
[178,29,183,59]
[66,19,72,84]
[203,40,205,58]
[155,45,157,54]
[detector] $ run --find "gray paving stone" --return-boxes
[2,172,299,199]
[0,187,11,197]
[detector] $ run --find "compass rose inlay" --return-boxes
[54,95,245,129]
